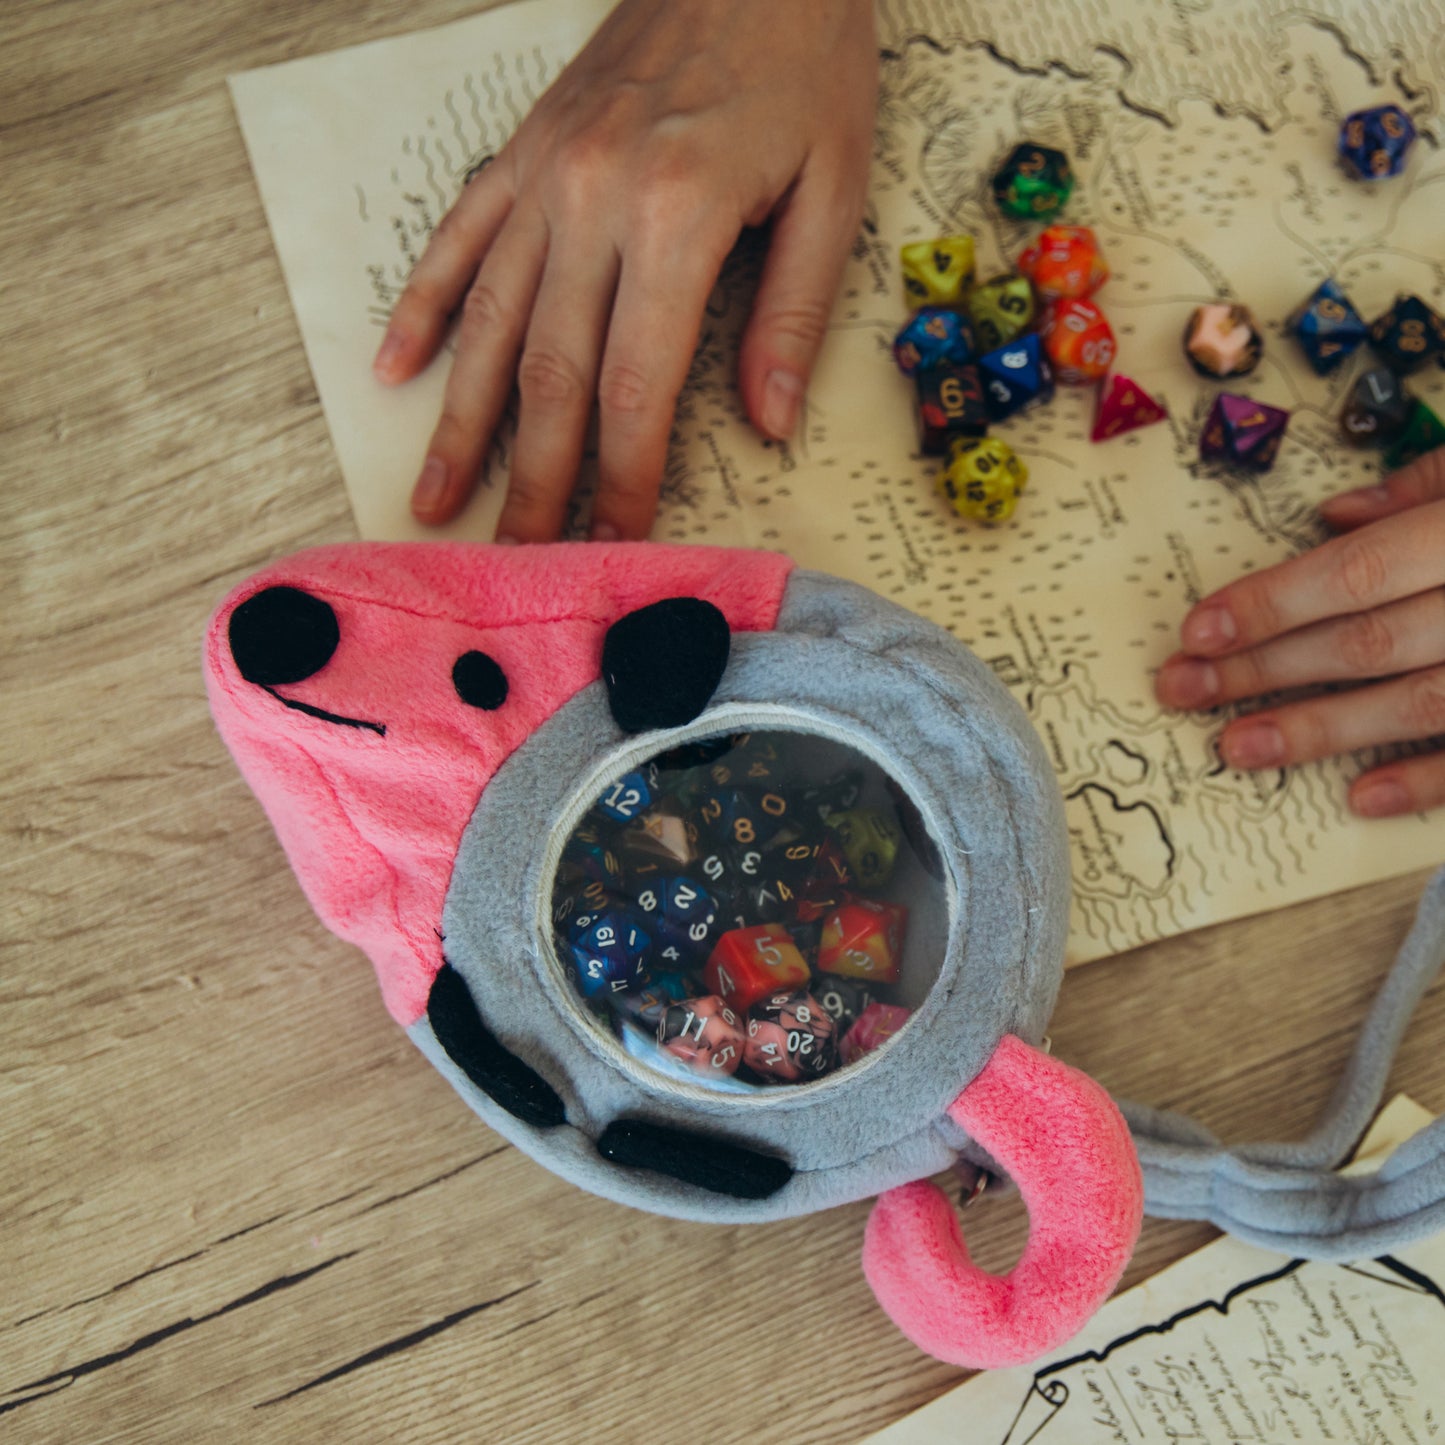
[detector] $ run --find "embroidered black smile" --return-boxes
[260,685,387,736]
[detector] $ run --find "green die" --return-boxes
[938,438,1029,525]
[1383,400,1445,470]
[822,807,902,891]
[991,143,1074,218]
[966,273,1035,352]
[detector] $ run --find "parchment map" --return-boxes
[230,0,1445,963]
[866,1096,1445,1444]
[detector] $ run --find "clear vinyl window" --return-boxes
[549,730,949,1094]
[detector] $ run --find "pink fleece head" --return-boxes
[203,542,793,1026]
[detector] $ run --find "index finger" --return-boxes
[1179,496,1445,656]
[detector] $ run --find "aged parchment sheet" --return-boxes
[863,1096,1445,1444]
[231,0,1445,963]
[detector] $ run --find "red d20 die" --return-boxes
[1091,374,1167,441]
[1041,298,1116,383]
[1016,225,1108,302]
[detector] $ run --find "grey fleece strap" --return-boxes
[1121,866,1445,1260]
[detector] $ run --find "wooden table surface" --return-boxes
[4,2,1443,1440]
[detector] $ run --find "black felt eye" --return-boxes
[453,650,508,710]
[229,586,339,686]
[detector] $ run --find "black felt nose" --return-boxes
[601,597,731,734]
[229,586,340,686]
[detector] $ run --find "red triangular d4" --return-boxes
[1091,373,1167,441]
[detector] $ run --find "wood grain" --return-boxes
[3,2,1442,1439]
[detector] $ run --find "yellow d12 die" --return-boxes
[938,438,1029,524]
[900,235,976,310]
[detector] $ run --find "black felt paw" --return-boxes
[229,586,340,686]
[596,1118,792,1200]
[427,963,566,1130]
[601,598,731,734]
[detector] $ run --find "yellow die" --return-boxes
[900,235,976,310]
[938,438,1029,524]
[822,807,902,891]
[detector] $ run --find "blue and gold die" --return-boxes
[1338,104,1417,180]
[1289,279,1368,375]
[893,308,975,377]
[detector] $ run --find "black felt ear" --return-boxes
[601,598,731,734]
[427,963,566,1130]
[596,1118,793,1200]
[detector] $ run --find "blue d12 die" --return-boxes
[978,334,1055,420]
[595,764,659,823]
[1289,279,1368,374]
[892,307,976,377]
[570,911,652,998]
[1338,104,1417,180]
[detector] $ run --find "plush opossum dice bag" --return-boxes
[206,542,1445,1370]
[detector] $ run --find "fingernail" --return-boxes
[1323,484,1391,515]
[590,521,620,542]
[1182,603,1237,654]
[1222,720,1284,768]
[761,369,804,439]
[1157,657,1219,708]
[412,456,448,517]
[493,533,519,546]
[1353,779,1411,817]
[373,331,405,381]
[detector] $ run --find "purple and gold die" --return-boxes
[1184,304,1263,379]
[570,912,652,1000]
[939,437,1029,524]
[900,235,976,310]
[744,990,837,1083]
[978,334,1055,421]
[916,362,988,456]
[1339,104,1417,180]
[1289,279,1368,375]
[658,996,746,1077]
[1200,393,1290,472]
[893,307,975,377]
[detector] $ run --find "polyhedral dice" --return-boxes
[569,912,652,999]
[1184,304,1262,378]
[839,1003,913,1066]
[1090,373,1167,441]
[1384,400,1445,470]
[657,996,746,1077]
[938,437,1029,524]
[613,801,699,884]
[610,972,689,1030]
[991,142,1074,218]
[893,307,976,377]
[900,235,976,310]
[1339,104,1417,180]
[978,334,1055,420]
[966,273,1035,351]
[1289,279,1368,375]
[1200,393,1290,471]
[916,362,988,456]
[1340,367,1414,447]
[1368,295,1445,375]
[799,770,865,826]
[557,817,624,893]
[822,807,902,891]
[594,764,659,823]
[706,733,784,788]
[818,899,908,984]
[703,922,811,1014]
[695,783,794,853]
[632,874,721,969]
[809,975,874,1037]
[744,990,838,1083]
[1040,298,1116,383]
[1016,226,1107,302]
[793,839,855,923]
[738,838,823,923]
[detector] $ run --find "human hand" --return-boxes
[372,0,878,539]
[1155,447,1445,818]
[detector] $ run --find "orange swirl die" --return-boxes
[1040,298,1116,384]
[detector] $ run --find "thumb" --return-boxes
[738,168,862,442]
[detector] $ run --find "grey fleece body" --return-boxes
[413,570,1070,1223]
